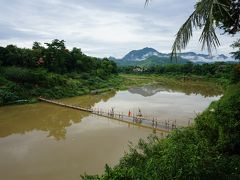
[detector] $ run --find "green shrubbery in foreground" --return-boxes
[82,83,240,179]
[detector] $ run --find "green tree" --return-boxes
[146,0,240,57]
[169,0,240,56]
[43,39,69,73]
[231,39,240,61]
[0,47,6,66]
[4,45,21,66]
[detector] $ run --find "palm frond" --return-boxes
[145,0,151,7]
[171,0,227,59]
[198,0,220,55]
[171,11,196,59]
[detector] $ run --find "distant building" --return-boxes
[133,67,144,72]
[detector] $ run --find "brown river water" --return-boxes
[0,83,222,180]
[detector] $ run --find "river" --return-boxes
[0,82,222,180]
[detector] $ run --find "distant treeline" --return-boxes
[0,39,117,78]
[118,62,240,83]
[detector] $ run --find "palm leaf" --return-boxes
[171,0,227,59]
[145,0,151,6]
[145,0,230,59]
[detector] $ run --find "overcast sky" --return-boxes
[0,0,238,58]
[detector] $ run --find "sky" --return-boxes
[0,0,239,58]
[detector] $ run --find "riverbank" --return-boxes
[0,69,225,106]
[0,66,121,106]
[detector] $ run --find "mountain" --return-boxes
[111,47,235,67]
[122,47,161,61]
[108,56,118,61]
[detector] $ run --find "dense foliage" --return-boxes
[0,40,119,105]
[231,39,240,61]
[213,0,240,35]
[83,83,240,179]
[0,39,117,75]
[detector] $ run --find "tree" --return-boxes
[231,39,240,61]
[4,45,21,66]
[170,0,240,56]
[32,42,43,50]
[43,39,68,73]
[146,0,240,57]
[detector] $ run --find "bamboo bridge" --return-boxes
[38,97,179,133]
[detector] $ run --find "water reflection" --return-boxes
[128,82,222,97]
[61,91,116,107]
[0,82,221,140]
[93,84,221,126]
[0,91,116,140]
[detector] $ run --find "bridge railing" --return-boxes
[91,108,178,131]
[39,97,180,132]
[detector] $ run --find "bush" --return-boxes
[196,83,240,154]
[0,88,20,105]
[231,64,240,83]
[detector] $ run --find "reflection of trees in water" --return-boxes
[162,81,223,97]
[37,109,86,140]
[129,81,222,97]
[0,91,116,140]
[62,91,116,108]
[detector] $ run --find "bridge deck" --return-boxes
[38,97,177,133]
